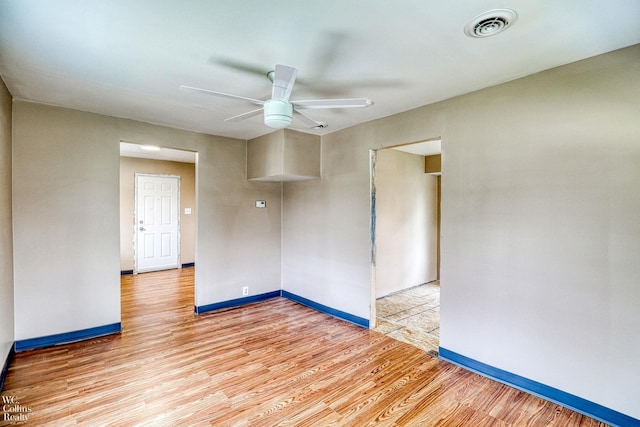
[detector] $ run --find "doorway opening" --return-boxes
[370,138,442,355]
[119,142,197,276]
[119,141,198,328]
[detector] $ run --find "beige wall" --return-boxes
[119,157,196,271]
[0,79,14,369]
[375,148,438,298]
[12,101,282,341]
[283,44,640,418]
[283,124,374,320]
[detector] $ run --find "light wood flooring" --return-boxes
[1,268,607,426]
[375,281,441,357]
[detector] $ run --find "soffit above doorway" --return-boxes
[392,139,441,156]
[119,142,196,164]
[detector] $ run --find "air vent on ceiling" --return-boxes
[464,9,517,38]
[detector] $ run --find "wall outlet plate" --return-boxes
[242,286,249,296]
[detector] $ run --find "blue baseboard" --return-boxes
[281,290,369,328]
[195,291,281,314]
[1,344,15,392]
[195,290,369,329]
[439,347,639,427]
[15,323,122,352]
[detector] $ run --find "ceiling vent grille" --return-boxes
[464,9,517,38]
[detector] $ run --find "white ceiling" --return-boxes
[1,1,639,141]
[120,142,196,163]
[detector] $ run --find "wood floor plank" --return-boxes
[0,268,609,426]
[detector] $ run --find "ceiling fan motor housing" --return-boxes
[264,99,293,129]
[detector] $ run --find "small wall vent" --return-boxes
[464,9,517,38]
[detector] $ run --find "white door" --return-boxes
[135,174,180,273]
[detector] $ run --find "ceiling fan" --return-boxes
[180,64,373,130]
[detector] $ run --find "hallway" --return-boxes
[374,281,440,356]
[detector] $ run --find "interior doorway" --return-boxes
[119,142,197,276]
[370,138,441,354]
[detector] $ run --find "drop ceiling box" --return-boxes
[425,154,442,175]
[247,129,320,182]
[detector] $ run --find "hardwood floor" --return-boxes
[1,268,607,426]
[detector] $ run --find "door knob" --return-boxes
[139,227,145,231]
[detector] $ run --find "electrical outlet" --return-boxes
[242,286,249,296]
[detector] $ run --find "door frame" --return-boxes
[369,139,442,327]
[133,173,181,274]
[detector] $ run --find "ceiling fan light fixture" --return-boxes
[464,9,517,38]
[263,99,293,129]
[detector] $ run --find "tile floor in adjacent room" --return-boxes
[374,281,440,356]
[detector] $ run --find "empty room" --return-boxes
[1,1,639,425]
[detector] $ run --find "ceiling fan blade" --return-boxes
[271,64,298,102]
[291,98,373,109]
[225,108,264,123]
[308,31,347,79]
[210,57,269,77]
[293,110,327,129]
[180,85,264,106]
